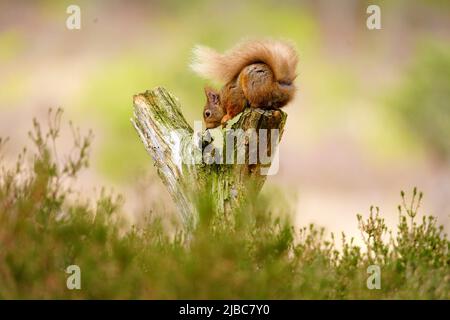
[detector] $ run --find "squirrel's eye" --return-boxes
[204,110,211,118]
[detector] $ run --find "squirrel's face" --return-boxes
[203,87,224,129]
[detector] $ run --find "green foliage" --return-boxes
[0,114,448,299]
[393,42,450,161]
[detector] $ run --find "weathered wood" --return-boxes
[132,87,286,228]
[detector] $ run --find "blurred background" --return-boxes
[0,0,449,240]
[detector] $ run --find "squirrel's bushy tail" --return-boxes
[191,39,298,84]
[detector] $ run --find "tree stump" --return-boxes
[132,87,287,229]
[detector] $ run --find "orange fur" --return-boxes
[196,40,298,128]
[191,39,298,84]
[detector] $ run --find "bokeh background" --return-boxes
[1,0,449,240]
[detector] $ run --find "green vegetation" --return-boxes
[0,112,448,299]
[392,42,450,162]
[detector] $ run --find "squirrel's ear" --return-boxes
[204,87,220,104]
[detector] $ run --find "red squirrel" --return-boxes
[191,39,298,128]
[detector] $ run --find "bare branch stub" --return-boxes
[132,87,286,227]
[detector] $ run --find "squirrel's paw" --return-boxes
[220,114,232,128]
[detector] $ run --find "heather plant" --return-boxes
[0,112,448,299]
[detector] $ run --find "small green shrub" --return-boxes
[0,111,448,299]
